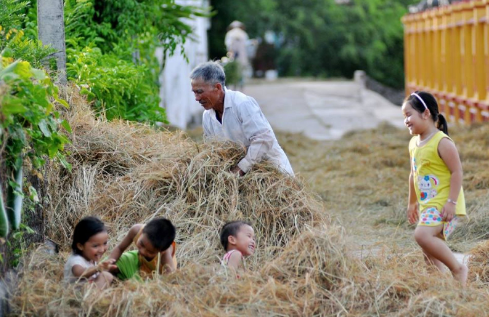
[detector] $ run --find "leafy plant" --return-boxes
[66,47,165,123]
[223,59,241,86]
[64,0,208,62]
[0,0,29,32]
[9,223,35,267]
[0,54,71,237]
[63,0,209,124]
[0,2,56,69]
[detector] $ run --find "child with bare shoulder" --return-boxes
[220,221,256,274]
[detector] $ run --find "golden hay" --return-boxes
[468,240,489,286]
[41,88,326,269]
[7,87,489,316]
[12,229,489,316]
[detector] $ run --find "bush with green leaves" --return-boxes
[0,54,71,238]
[64,0,207,61]
[63,0,208,124]
[4,0,207,125]
[67,47,165,122]
[223,59,241,87]
[0,1,56,69]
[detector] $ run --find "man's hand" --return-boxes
[230,166,245,176]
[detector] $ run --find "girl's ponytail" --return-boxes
[437,114,448,135]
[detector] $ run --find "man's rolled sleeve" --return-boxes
[237,157,253,173]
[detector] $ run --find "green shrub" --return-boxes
[66,47,165,123]
[0,56,71,169]
[63,0,208,124]
[0,1,56,69]
[223,60,241,86]
[0,54,71,237]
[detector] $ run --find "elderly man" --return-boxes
[190,61,294,176]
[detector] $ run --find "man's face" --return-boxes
[191,78,222,111]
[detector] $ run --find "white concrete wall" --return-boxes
[158,0,210,129]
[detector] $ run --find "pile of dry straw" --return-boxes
[8,88,489,316]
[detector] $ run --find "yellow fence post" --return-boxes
[403,14,414,94]
[472,0,485,122]
[451,2,463,124]
[482,0,489,121]
[425,10,434,90]
[440,5,450,119]
[402,0,489,124]
[416,11,425,90]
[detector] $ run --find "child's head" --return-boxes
[220,221,255,256]
[136,217,176,260]
[402,91,448,135]
[72,216,108,262]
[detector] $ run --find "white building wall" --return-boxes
[157,0,210,130]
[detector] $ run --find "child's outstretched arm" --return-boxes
[109,224,143,262]
[72,259,116,280]
[407,168,419,224]
[438,138,463,222]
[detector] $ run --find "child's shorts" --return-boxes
[418,207,459,240]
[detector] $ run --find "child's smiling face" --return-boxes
[232,225,256,256]
[77,231,109,263]
[402,102,428,135]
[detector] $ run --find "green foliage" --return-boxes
[0,28,57,70]
[208,0,418,88]
[0,51,71,238]
[1,0,208,125]
[66,47,165,123]
[223,60,241,86]
[8,223,35,267]
[0,56,71,169]
[61,0,208,124]
[0,1,56,69]
[65,0,207,60]
[0,0,29,31]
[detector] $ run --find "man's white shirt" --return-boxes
[203,88,294,176]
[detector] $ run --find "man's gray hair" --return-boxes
[190,61,226,89]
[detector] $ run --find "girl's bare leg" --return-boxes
[94,271,113,289]
[414,225,468,287]
[422,248,445,272]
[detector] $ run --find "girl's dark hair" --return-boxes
[220,220,252,251]
[71,216,106,255]
[403,91,449,135]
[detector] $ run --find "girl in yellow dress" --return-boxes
[402,91,468,287]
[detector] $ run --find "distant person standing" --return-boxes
[190,61,294,176]
[224,21,250,90]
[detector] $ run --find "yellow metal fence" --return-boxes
[402,0,489,124]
